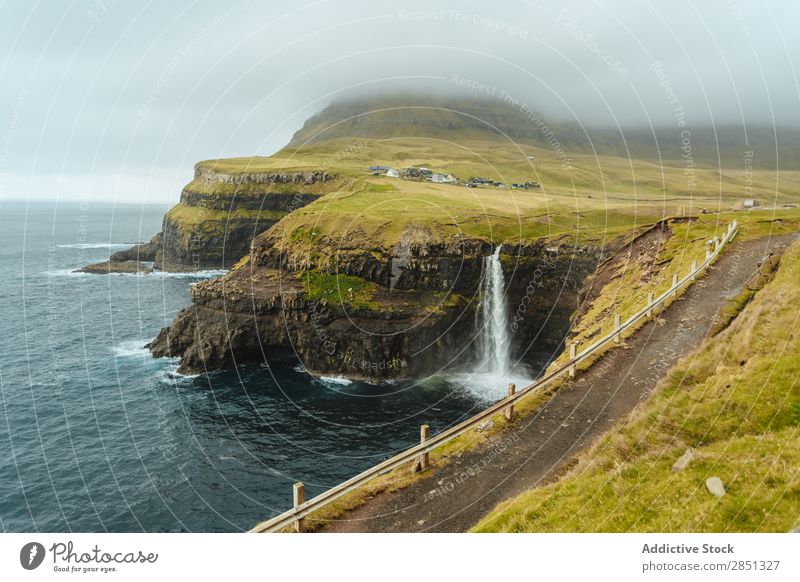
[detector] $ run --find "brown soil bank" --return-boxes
[322,233,797,532]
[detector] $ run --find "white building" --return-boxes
[431,173,458,184]
[385,167,399,178]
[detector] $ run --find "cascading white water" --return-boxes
[446,245,529,401]
[477,246,512,378]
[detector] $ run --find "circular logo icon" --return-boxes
[20,542,46,570]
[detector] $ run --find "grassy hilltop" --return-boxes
[287,94,800,170]
[196,149,800,256]
[185,95,800,255]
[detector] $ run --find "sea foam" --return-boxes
[56,243,139,249]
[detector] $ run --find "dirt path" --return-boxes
[323,233,797,533]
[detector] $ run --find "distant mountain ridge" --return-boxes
[288,94,800,169]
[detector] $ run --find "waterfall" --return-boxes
[448,245,528,401]
[477,246,512,378]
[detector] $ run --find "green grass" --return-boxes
[473,237,800,533]
[296,270,378,309]
[474,430,800,532]
[362,182,397,193]
[207,136,800,206]
[266,175,669,253]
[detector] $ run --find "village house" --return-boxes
[431,173,458,184]
[732,198,761,211]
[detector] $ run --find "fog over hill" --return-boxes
[289,94,800,169]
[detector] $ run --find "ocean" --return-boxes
[0,199,520,532]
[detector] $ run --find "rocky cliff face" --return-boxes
[148,224,608,380]
[148,268,476,379]
[82,166,337,273]
[156,167,336,271]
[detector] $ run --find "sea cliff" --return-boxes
[81,164,341,273]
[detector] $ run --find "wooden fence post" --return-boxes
[690,260,697,281]
[420,424,430,471]
[505,383,516,421]
[293,482,305,533]
[646,292,654,317]
[671,274,679,298]
[411,424,430,473]
[614,313,621,343]
[569,342,578,377]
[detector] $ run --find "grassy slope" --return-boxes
[296,270,378,310]
[166,204,285,224]
[187,95,800,252]
[557,210,800,369]
[474,237,800,533]
[204,137,800,205]
[196,137,800,252]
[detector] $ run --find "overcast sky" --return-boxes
[1,0,798,203]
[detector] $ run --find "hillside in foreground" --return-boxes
[474,236,800,532]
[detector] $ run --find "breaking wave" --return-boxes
[56,243,140,249]
[112,339,153,358]
[44,268,227,279]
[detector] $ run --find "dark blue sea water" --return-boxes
[0,199,517,532]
